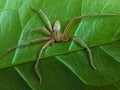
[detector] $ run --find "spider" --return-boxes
[0,6,119,84]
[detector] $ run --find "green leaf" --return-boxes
[1,0,120,90]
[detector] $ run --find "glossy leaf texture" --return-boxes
[0,0,120,90]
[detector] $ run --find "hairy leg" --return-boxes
[75,36,96,69]
[30,5,53,32]
[27,27,51,39]
[34,39,53,84]
[63,13,120,35]
[0,37,50,59]
[63,35,96,69]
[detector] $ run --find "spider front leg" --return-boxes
[30,5,53,31]
[27,27,51,39]
[35,39,53,84]
[63,13,120,35]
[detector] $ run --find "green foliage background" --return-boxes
[0,0,120,90]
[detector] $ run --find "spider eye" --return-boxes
[53,20,60,31]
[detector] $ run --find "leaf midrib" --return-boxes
[0,39,119,70]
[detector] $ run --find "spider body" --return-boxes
[50,21,63,41]
[0,5,120,84]
[49,20,70,43]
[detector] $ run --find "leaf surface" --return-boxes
[0,0,120,89]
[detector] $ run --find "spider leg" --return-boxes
[75,36,96,69]
[34,39,53,84]
[30,5,52,32]
[63,35,96,69]
[0,37,50,59]
[27,27,51,39]
[63,13,120,35]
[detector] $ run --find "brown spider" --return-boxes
[0,6,119,84]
